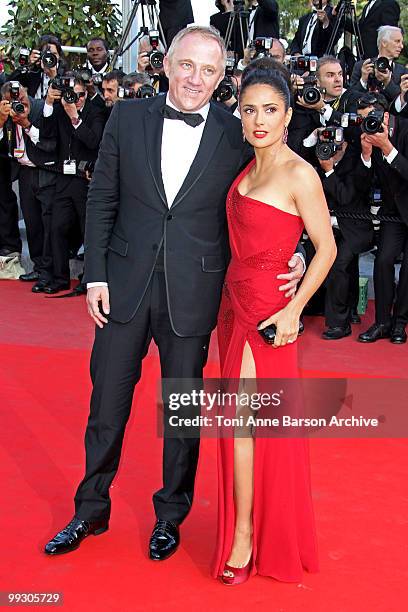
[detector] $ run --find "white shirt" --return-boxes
[302,13,318,55]
[87,94,210,288]
[161,94,210,208]
[363,0,377,18]
[35,73,51,100]
[0,124,40,167]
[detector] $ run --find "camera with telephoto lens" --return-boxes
[9,81,25,114]
[118,86,136,99]
[361,110,384,134]
[296,75,321,105]
[252,37,273,59]
[315,126,344,160]
[41,46,58,69]
[148,30,164,70]
[136,84,156,98]
[51,76,78,103]
[340,113,363,128]
[288,55,318,74]
[213,57,237,103]
[374,56,391,74]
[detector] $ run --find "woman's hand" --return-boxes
[258,304,300,348]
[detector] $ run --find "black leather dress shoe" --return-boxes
[19,271,39,282]
[44,516,108,555]
[32,280,48,293]
[322,325,352,340]
[149,520,179,561]
[350,310,361,324]
[44,282,71,294]
[358,323,391,343]
[390,323,407,344]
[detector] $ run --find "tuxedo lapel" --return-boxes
[170,104,224,210]
[361,0,380,22]
[144,95,168,209]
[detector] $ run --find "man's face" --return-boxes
[269,40,285,63]
[87,40,108,68]
[164,33,225,112]
[379,30,404,60]
[317,62,343,99]
[311,0,327,8]
[102,79,119,107]
[74,84,87,111]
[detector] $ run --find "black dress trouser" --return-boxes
[325,237,360,327]
[0,157,21,253]
[374,221,408,325]
[74,265,210,524]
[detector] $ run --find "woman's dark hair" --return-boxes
[240,58,291,111]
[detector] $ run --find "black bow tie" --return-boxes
[161,104,204,128]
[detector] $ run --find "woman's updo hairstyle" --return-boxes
[240,57,291,112]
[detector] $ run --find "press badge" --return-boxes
[13,148,24,159]
[63,160,76,175]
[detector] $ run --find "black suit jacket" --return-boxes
[355,115,408,226]
[159,0,194,46]
[253,0,280,39]
[319,144,373,253]
[358,0,400,59]
[290,6,336,57]
[350,58,408,103]
[84,95,251,334]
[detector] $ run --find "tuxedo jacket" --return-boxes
[358,0,400,59]
[159,0,194,45]
[350,58,408,103]
[355,115,408,226]
[319,144,373,253]
[0,98,57,187]
[84,95,251,335]
[290,6,337,57]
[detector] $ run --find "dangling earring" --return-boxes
[242,130,246,143]
[282,125,288,144]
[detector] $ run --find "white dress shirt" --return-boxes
[363,0,377,17]
[302,13,318,55]
[161,95,210,208]
[87,94,210,288]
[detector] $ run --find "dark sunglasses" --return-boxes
[77,91,86,98]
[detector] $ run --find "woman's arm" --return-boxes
[259,162,336,347]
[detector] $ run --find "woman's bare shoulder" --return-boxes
[284,150,320,184]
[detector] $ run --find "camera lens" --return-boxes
[149,51,164,70]
[303,86,321,105]
[41,51,58,69]
[63,89,78,104]
[11,100,25,114]
[316,142,335,160]
[136,84,156,99]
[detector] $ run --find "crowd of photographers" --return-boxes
[0,0,407,344]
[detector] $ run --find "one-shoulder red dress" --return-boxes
[212,159,319,582]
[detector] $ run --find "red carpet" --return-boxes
[1,281,407,611]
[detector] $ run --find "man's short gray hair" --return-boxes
[377,25,402,50]
[123,72,151,88]
[166,25,227,69]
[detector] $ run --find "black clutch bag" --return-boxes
[258,322,277,344]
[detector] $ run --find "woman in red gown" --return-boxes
[212,66,337,585]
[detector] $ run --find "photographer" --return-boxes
[40,77,105,293]
[354,93,408,344]
[0,83,56,288]
[238,37,285,69]
[159,0,194,46]
[122,72,153,96]
[350,26,407,104]
[137,34,168,93]
[390,73,408,117]
[316,135,373,339]
[9,35,65,99]
[290,1,337,58]
[82,38,110,109]
[101,70,126,109]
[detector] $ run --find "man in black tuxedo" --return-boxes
[159,0,194,46]
[44,25,304,561]
[39,78,106,293]
[357,0,400,60]
[355,94,408,344]
[290,1,336,58]
[350,26,407,104]
[318,141,373,339]
[0,83,57,287]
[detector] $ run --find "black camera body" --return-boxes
[51,76,77,104]
[361,110,384,134]
[340,113,364,128]
[75,68,93,84]
[118,86,137,100]
[18,48,30,68]
[148,30,164,70]
[252,37,273,59]
[374,56,391,74]
[9,81,25,114]
[213,58,237,103]
[136,84,156,99]
[316,126,344,160]
[297,75,322,105]
[288,55,318,74]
